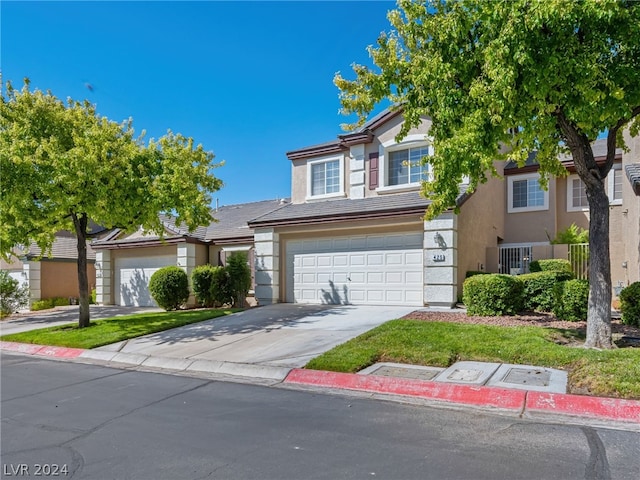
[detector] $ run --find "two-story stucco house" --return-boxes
[249,109,640,308]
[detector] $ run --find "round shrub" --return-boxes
[619,282,640,327]
[149,266,189,311]
[519,271,573,312]
[529,259,573,275]
[191,265,220,307]
[226,252,251,307]
[553,279,589,322]
[463,274,524,316]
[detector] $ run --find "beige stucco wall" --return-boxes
[503,175,558,243]
[618,129,640,291]
[195,243,209,267]
[457,164,506,294]
[40,260,96,299]
[291,159,308,204]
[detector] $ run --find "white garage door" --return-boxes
[286,232,423,306]
[114,255,176,307]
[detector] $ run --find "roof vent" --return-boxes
[279,198,287,205]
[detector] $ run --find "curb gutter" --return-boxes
[2,342,639,425]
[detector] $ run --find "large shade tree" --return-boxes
[0,80,223,327]
[335,0,640,349]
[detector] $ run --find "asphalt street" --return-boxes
[2,353,639,480]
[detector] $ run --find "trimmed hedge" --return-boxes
[192,265,222,307]
[465,270,488,279]
[463,274,523,316]
[553,279,589,322]
[226,252,251,307]
[529,258,573,275]
[519,271,574,312]
[619,282,640,327]
[31,297,70,311]
[149,266,189,311]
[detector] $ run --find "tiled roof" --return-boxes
[249,191,435,227]
[505,138,623,171]
[626,163,640,196]
[26,235,97,261]
[93,199,288,247]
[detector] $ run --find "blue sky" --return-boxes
[2,1,396,206]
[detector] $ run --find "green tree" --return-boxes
[0,80,223,327]
[335,0,640,348]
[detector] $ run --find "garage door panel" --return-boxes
[286,232,423,306]
[115,254,175,307]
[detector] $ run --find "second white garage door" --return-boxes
[285,232,423,306]
[114,255,176,307]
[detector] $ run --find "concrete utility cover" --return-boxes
[503,368,551,387]
[434,361,501,385]
[486,364,567,393]
[359,363,444,381]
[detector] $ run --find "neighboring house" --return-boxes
[248,109,639,307]
[92,199,287,307]
[0,227,105,306]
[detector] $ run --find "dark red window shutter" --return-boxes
[369,152,379,189]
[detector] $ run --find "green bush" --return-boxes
[463,274,524,316]
[519,271,574,312]
[149,266,189,311]
[90,289,97,304]
[0,270,28,317]
[465,270,488,278]
[192,265,227,307]
[553,279,589,322]
[226,252,252,307]
[551,223,589,244]
[31,300,52,311]
[619,282,640,327]
[211,266,233,306]
[529,258,573,275]
[30,297,69,311]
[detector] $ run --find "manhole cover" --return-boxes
[502,368,551,387]
[447,369,482,382]
[371,366,440,381]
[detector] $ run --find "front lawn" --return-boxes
[306,319,640,399]
[0,308,239,349]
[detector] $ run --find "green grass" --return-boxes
[306,319,640,400]
[0,309,239,349]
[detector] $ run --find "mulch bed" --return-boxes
[401,310,640,339]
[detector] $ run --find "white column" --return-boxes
[177,243,197,306]
[423,212,458,307]
[254,228,280,305]
[349,144,366,199]
[23,261,41,306]
[95,250,112,305]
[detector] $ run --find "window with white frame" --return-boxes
[507,173,548,213]
[376,135,432,192]
[607,164,623,204]
[567,174,589,212]
[388,145,430,186]
[307,156,344,199]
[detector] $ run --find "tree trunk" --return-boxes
[584,182,613,348]
[73,213,91,328]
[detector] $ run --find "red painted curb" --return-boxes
[285,369,526,411]
[1,341,84,359]
[526,391,640,423]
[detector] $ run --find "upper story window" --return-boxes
[567,174,589,212]
[388,146,430,186]
[374,135,432,193]
[608,164,622,205]
[307,155,344,200]
[507,173,549,213]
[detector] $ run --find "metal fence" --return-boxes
[569,243,589,280]
[498,246,533,275]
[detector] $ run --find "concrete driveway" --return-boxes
[96,304,416,368]
[0,306,163,335]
